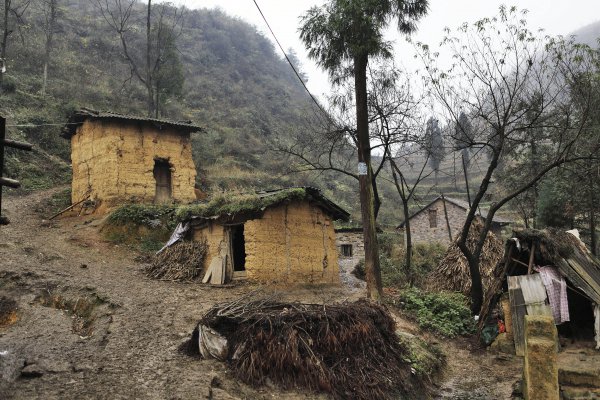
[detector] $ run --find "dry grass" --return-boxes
[0,297,18,327]
[146,240,208,281]
[181,294,423,400]
[427,218,504,298]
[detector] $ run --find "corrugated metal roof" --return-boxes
[61,108,203,137]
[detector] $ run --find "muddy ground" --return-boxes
[0,188,521,399]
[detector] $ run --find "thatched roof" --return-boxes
[62,108,203,138]
[177,187,350,224]
[426,218,505,297]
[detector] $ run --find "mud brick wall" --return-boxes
[244,202,339,284]
[193,201,340,284]
[404,198,467,245]
[193,223,226,273]
[335,231,364,272]
[70,119,197,211]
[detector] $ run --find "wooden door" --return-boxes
[153,159,172,203]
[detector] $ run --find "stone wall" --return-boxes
[335,231,364,272]
[70,119,197,211]
[192,201,340,284]
[403,199,467,245]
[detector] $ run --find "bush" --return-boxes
[104,204,178,252]
[378,241,447,289]
[107,204,177,228]
[393,288,475,338]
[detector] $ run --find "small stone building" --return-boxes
[397,196,510,245]
[62,108,201,212]
[335,228,365,272]
[184,187,349,284]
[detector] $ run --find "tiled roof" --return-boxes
[62,108,203,137]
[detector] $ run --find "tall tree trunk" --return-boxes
[41,0,57,95]
[0,0,10,89]
[145,0,154,116]
[590,175,597,256]
[402,198,412,284]
[354,54,382,300]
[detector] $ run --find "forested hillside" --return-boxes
[0,0,373,222]
[2,1,599,229]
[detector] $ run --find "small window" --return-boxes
[428,209,438,228]
[341,244,353,257]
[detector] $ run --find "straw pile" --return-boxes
[181,295,419,400]
[427,218,504,297]
[145,240,208,281]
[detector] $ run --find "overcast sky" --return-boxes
[169,0,599,99]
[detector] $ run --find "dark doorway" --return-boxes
[153,159,172,203]
[231,225,246,271]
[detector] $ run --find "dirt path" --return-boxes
[0,189,520,399]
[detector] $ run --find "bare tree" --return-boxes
[40,0,58,95]
[95,0,184,117]
[417,6,600,313]
[0,0,31,89]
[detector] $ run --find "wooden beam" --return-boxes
[2,138,32,151]
[0,177,20,189]
[528,243,536,274]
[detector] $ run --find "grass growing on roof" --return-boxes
[175,188,308,221]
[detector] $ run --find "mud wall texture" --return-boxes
[192,201,340,284]
[70,119,197,210]
[193,223,227,274]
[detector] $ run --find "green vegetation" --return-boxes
[397,333,445,381]
[175,188,308,221]
[392,288,475,338]
[104,204,178,252]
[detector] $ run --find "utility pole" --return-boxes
[0,116,33,225]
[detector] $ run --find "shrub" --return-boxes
[378,242,447,289]
[107,204,177,228]
[104,204,178,252]
[393,288,475,338]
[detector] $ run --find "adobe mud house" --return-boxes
[397,196,511,245]
[179,187,350,284]
[62,108,200,212]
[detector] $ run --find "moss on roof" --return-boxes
[175,187,349,222]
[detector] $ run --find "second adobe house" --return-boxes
[169,187,350,285]
[62,108,202,213]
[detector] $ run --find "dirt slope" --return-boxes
[0,188,520,399]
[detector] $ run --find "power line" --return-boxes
[251,0,327,117]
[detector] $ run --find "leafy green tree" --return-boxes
[300,0,428,300]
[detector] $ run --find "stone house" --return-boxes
[184,187,350,284]
[397,196,511,245]
[62,108,201,212]
[335,227,365,272]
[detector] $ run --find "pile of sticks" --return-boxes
[145,240,207,281]
[182,294,420,400]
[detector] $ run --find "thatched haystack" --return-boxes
[181,295,421,400]
[427,218,504,297]
[145,240,208,281]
